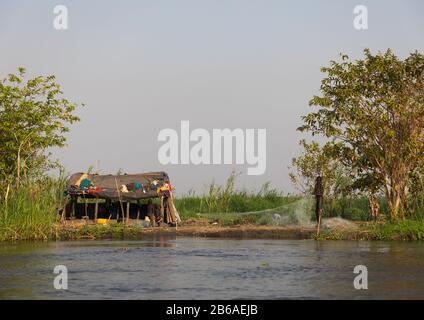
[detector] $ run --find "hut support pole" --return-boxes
[71,196,76,219]
[84,199,88,219]
[126,202,130,225]
[136,200,140,221]
[160,196,165,224]
[94,198,99,222]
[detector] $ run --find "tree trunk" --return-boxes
[386,182,406,220]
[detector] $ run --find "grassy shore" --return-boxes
[174,180,302,226]
[31,219,424,242]
[1,175,424,241]
[0,178,67,241]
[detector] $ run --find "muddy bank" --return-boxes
[144,224,317,239]
[60,219,318,240]
[4,217,420,241]
[140,223,370,241]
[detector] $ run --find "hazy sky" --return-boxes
[1,0,423,194]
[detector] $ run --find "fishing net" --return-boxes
[197,197,315,227]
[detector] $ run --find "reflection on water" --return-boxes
[1,237,424,299]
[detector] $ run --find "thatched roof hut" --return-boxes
[63,171,180,224]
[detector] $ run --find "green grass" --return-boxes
[173,174,299,225]
[314,219,424,241]
[323,196,389,221]
[371,220,424,241]
[73,223,143,240]
[0,177,66,241]
[1,170,424,241]
[174,195,298,219]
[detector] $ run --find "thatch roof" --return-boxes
[66,172,171,200]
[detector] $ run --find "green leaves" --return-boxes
[0,67,83,185]
[289,140,352,197]
[299,49,424,218]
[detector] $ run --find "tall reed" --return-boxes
[174,172,296,220]
[0,176,66,241]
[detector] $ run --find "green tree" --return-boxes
[408,166,424,213]
[0,68,82,186]
[289,139,350,196]
[300,49,424,219]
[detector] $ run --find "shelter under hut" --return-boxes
[62,171,180,225]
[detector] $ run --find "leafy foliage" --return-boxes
[289,139,352,196]
[299,49,424,219]
[0,68,82,186]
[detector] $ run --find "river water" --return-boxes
[1,237,424,299]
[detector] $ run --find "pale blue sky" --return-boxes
[1,0,423,194]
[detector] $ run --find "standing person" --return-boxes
[313,176,324,229]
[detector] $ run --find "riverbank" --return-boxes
[61,219,317,240]
[2,178,424,242]
[2,216,424,241]
[42,218,424,241]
